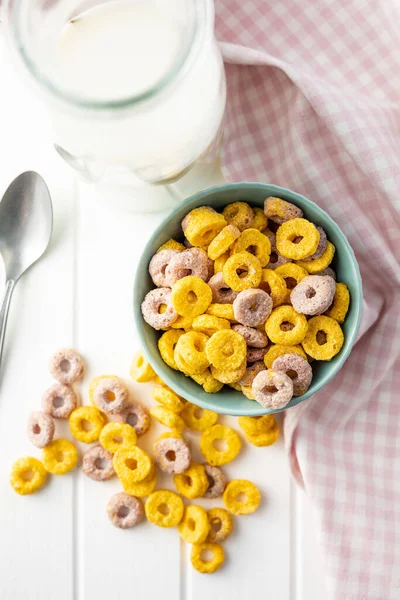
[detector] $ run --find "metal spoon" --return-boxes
[0,172,53,374]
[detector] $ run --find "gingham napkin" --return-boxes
[216,1,400,598]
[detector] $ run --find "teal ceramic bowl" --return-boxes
[133,183,362,416]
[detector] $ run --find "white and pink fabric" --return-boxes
[216,1,400,598]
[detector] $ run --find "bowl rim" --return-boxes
[133,182,363,416]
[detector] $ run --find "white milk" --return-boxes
[47,0,226,193]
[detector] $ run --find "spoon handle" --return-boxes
[0,280,15,374]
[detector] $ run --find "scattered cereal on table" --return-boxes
[223,480,261,515]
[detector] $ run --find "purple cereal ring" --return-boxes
[238,361,265,386]
[303,227,327,261]
[93,377,128,414]
[27,411,55,449]
[204,464,227,499]
[149,249,180,287]
[272,353,313,396]
[233,289,273,327]
[107,492,144,529]
[82,445,115,481]
[112,401,151,437]
[315,267,337,280]
[208,272,238,304]
[153,436,191,474]
[252,369,293,409]
[263,229,276,247]
[265,245,292,270]
[165,248,209,285]
[290,275,336,316]
[49,348,84,385]
[231,324,268,348]
[42,383,77,419]
[247,347,268,363]
[141,287,177,330]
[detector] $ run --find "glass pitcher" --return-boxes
[5,0,227,211]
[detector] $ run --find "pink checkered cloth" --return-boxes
[216,1,400,598]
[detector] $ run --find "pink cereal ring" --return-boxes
[82,445,115,481]
[141,287,177,329]
[49,348,84,385]
[93,377,128,414]
[303,227,327,261]
[149,249,180,287]
[233,289,273,327]
[247,347,268,363]
[107,492,144,529]
[204,464,227,499]
[208,272,238,304]
[290,275,336,316]
[112,401,151,437]
[231,324,268,348]
[27,411,55,448]
[272,353,313,396]
[42,383,78,419]
[238,361,265,386]
[153,436,191,474]
[252,369,293,409]
[165,248,210,285]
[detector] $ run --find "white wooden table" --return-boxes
[0,35,326,600]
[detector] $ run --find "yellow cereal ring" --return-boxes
[210,361,246,384]
[192,314,230,337]
[158,329,184,370]
[152,385,186,413]
[252,207,268,232]
[154,375,165,385]
[191,542,225,574]
[10,457,47,495]
[178,505,210,544]
[259,269,287,307]
[276,218,320,260]
[170,314,193,330]
[264,196,303,224]
[206,329,247,370]
[171,276,212,318]
[275,263,309,303]
[145,489,184,527]
[130,350,156,382]
[184,207,227,247]
[324,282,350,324]
[190,370,208,385]
[302,315,344,360]
[231,229,271,267]
[175,330,210,373]
[213,250,231,274]
[113,446,152,483]
[207,507,234,543]
[223,251,262,292]
[264,344,307,368]
[206,303,235,320]
[89,374,119,405]
[238,415,277,436]
[297,241,336,274]
[150,405,185,433]
[265,305,308,345]
[245,426,280,447]
[181,402,218,431]
[202,371,224,393]
[174,349,197,376]
[174,462,209,499]
[241,385,255,400]
[200,424,241,466]
[120,464,157,497]
[69,406,107,444]
[229,382,242,391]
[207,224,241,260]
[222,202,254,232]
[156,238,185,253]
[223,480,261,515]
[42,439,78,475]
[100,422,137,454]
